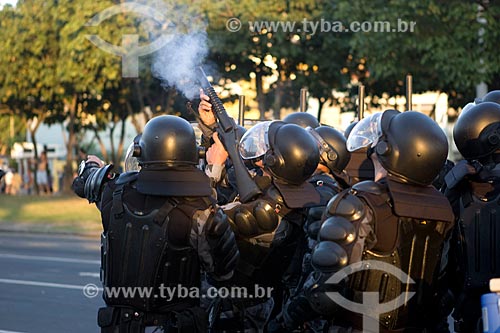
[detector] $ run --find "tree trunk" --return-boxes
[317,99,326,124]
[29,124,39,195]
[109,121,116,165]
[93,128,109,161]
[115,117,127,167]
[62,94,78,194]
[255,70,266,120]
[127,101,142,134]
[272,77,285,120]
[26,115,43,194]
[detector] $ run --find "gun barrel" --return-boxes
[300,88,308,112]
[406,74,412,111]
[238,95,245,126]
[198,67,212,89]
[197,66,261,203]
[358,84,365,120]
[198,67,233,132]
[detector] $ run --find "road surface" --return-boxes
[0,232,103,333]
[0,231,457,333]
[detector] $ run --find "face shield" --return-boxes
[239,121,271,160]
[346,112,383,152]
[124,142,141,172]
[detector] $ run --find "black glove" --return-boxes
[205,209,239,278]
[444,160,481,189]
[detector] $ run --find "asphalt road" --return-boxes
[0,232,457,333]
[0,232,103,333]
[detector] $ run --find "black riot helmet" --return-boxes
[481,90,500,105]
[283,112,320,128]
[307,126,351,174]
[347,110,448,186]
[240,121,319,185]
[236,125,247,141]
[136,115,198,168]
[344,121,358,139]
[453,102,500,161]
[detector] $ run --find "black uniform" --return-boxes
[73,115,239,333]
[277,111,455,332]
[444,101,500,332]
[207,120,321,332]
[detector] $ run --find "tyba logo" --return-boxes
[326,260,416,333]
[85,2,173,78]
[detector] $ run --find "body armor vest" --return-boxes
[232,185,305,289]
[345,179,454,331]
[309,173,342,205]
[456,181,500,292]
[102,179,210,312]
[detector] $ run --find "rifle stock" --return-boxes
[198,67,262,203]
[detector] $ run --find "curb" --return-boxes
[0,226,101,239]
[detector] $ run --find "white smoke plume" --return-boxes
[152,31,208,99]
[147,0,210,99]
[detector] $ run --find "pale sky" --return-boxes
[0,0,17,8]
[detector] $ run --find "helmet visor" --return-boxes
[124,142,140,172]
[239,121,271,160]
[346,112,383,152]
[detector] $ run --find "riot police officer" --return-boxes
[271,125,351,332]
[73,115,239,333]
[299,126,351,286]
[274,110,455,332]
[207,120,320,332]
[444,101,500,332]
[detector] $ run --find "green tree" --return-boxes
[335,0,500,108]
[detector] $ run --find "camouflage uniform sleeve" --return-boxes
[191,206,239,281]
[205,164,225,184]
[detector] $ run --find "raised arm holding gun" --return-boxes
[197,67,261,203]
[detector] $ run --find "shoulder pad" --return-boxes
[387,178,454,223]
[84,164,115,203]
[325,191,366,221]
[233,199,279,237]
[311,241,348,273]
[319,216,357,245]
[115,171,139,185]
[352,180,384,194]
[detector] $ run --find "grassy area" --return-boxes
[0,194,102,235]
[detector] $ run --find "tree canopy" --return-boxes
[0,0,499,190]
